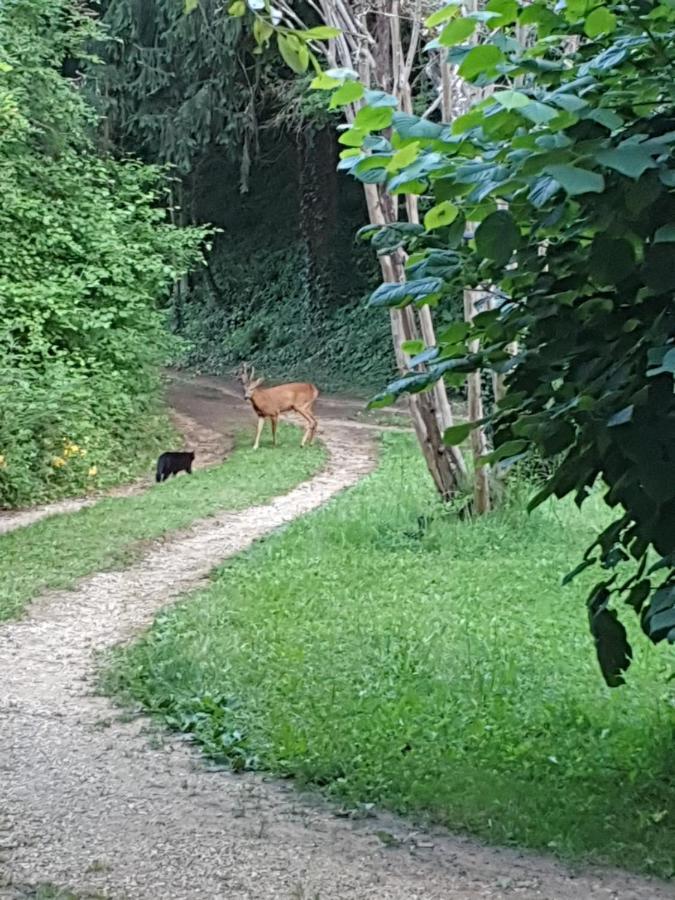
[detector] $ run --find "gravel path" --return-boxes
[0,381,673,899]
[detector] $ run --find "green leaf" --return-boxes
[585,108,623,131]
[562,557,597,586]
[425,3,460,27]
[302,26,341,40]
[387,143,420,173]
[424,201,459,231]
[277,34,309,73]
[354,105,394,132]
[589,237,636,285]
[185,0,200,11]
[607,405,634,427]
[253,17,274,45]
[311,72,342,90]
[325,67,359,81]
[458,45,504,80]
[475,210,520,266]
[329,80,364,107]
[643,585,675,643]
[544,164,605,196]
[589,602,632,687]
[401,340,425,355]
[584,6,617,37]
[643,245,675,292]
[392,113,444,140]
[443,422,474,445]
[369,278,443,308]
[364,90,398,108]
[595,144,657,179]
[493,90,530,110]
[654,224,675,243]
[338,128,366,148]
[520,101,558,124]
[486,0,518,26]
[226,0,245,14]
[438,18,476,47]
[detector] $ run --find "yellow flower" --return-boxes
[63,442,80,458]
[0,454,6,469]
[88,465,97,477]
[52,456,66,468]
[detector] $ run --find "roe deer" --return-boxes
[237,363,319,450]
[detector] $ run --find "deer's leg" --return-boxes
[271,415,278,447]
[296,406,318,447]
[253,417,265,450]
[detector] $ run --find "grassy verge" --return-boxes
[0,425,325,621]
[106,434,675,879]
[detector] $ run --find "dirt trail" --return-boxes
[0,373,403,537]
[0,378,672,899]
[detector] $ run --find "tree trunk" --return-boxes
[464,289,491,515]
[365,183,464,498]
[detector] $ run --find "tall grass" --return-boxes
[107,434,675,878]
[0,425,325,620]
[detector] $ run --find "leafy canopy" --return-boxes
[315,0,675,685]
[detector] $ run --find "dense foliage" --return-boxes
[93,0,392,392]
[0,0,204,506]
[327,0,675,683]
[93,0,254,180]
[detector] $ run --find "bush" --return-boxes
[0,0,205,506]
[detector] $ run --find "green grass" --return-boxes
[106,434,675,879]
[0,425,326,621]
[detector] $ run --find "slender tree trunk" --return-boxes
[464,289,491,514]
[365,184,464,497]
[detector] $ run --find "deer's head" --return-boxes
[237,362,265,399]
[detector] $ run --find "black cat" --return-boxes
[156,450,195,483]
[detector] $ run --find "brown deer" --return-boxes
[237,363,320,450]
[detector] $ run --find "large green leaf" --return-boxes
[392,113,444,140]
[443,422,474,445]
[493,90,530,110]
[277,34,309,74]
[425,3,460,27]
[302,26,341,40]
[584,6,617,37]
[338,128,366,148]
[439,18,476,46]
[589,599,632,687]
[424,201,459,231]
[544,164,605,195]
[589,237,636,285]
[475,210,520,266]
[595,143,658,179]
[368,277,443,308]
[329,81,364,108]
[364,89,398,108]
[486,0,518,26]
[354,105,394,132]
[458,45,504,79]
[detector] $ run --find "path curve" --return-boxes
[0,397,672,899]
[0,372,404,538]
